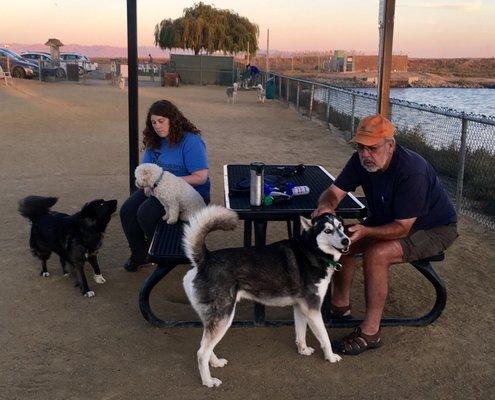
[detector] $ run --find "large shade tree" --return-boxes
[154,2,259,55]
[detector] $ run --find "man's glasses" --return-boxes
[353,141,387,154]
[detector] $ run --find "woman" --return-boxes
[120,99,210,272]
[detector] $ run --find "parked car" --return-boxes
[21,52,67,78]
[59,53,98,74]
[0,48,38,79]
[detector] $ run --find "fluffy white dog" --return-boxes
[134,163,206,224]
[256,84,266,103]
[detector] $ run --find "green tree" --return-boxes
[154,2,259,55]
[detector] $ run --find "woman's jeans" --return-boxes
[120,189,165,261]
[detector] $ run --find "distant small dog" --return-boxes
[119,74,125,90]
[19,196,117,297]
[256,84,266,103]
[134,163,206,224]
[226,82,238,103]
[183,205,350,387]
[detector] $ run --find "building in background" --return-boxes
[326,51,408,73]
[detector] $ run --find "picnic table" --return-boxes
[139,164,447,328]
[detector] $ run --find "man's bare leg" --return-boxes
[360,239,403,335]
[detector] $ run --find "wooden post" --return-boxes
[377,0,396,117]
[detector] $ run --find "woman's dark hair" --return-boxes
[142,100,201,149]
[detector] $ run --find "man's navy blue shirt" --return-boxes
[334,145,456,230]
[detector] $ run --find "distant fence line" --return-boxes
[262,71,495,230]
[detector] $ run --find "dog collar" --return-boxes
[153,171,164,189]
[319,254,342,271]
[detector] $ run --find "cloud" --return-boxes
[418,1,482,12]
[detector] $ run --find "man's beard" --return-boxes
[362,164,380,173]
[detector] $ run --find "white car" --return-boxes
[59,53,98,74]
[21,52,67,78]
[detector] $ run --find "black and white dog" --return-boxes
[182,205,350,387]
[19,196,117,297]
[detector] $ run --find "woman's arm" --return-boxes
[181,169,208,186]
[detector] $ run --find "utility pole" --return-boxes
[376,0,396,117]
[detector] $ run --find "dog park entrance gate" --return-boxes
[169,54,235,86]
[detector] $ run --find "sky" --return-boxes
[1,0,493,57]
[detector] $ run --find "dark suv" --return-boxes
[0,48,39,79]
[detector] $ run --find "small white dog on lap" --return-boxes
[134,163,206,224]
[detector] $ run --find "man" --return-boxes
[313,114,458,355]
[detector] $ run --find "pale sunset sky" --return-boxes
[1,0,493,57]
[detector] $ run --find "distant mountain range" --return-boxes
[7,43,290,58]
[8,43,174,58]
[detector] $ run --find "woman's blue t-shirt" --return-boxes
[141,132,210,200]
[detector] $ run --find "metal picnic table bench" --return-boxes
[138,164,447,328]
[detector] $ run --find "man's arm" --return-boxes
[348,217,416,243]
[312,184,347,217]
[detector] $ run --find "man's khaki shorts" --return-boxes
[400,223,458,262]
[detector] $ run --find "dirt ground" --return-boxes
[1,79,494,400]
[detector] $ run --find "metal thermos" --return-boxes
[249,162,265,206]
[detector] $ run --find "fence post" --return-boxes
[200,55,203,86]
[326,88,331,123]
[351,93,356,134]
[309,83,315,119]
[296,82,300,113]
[39,59,42,82]
[278,75,281,99]
[286,78,290,106]
[455,115,469,214]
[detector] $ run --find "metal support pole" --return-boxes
[278,75,282,99]
[127,0,139,194]
[377,0,396,117]
[351,93,356,134]
[200,55,203,86]
[326,89,331,123]
[296,82,300,112]
[38,59,42,82]
[309,83,315,119]
[455,116,469,213]
[286,78,290,106]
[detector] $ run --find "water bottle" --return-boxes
[290,186,310,196]
[249,162,265,206]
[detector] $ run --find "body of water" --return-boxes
[354,88,495,118]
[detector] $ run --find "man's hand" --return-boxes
[144,187,154,197]
[347,224,369,243]
[311,204,335,219]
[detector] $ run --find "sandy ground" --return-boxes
[1,79,494,400]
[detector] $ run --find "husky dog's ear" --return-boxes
[300,216,312,231]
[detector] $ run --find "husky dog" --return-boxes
[182,205,351,387]
[135,163,206,224]
[256,83,266,103]
[226,82,238,103]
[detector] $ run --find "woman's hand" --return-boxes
[144,187,154,197]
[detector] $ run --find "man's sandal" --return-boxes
[329,304,353,320]
[338,327,382,355]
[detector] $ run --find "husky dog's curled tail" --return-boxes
[18,196,58,222]
[183,205,239,266]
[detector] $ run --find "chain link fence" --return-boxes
[269,72,495,230]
